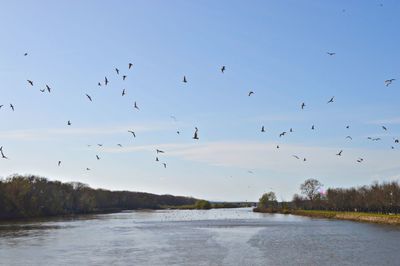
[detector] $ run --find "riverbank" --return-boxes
[253,208,400,225]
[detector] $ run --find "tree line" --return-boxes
[258,178,400,214]
[0,175,197,219]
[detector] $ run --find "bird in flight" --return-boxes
[261,126,265,132]
[183,76,187,83]
[85,94,92,101]
[290,128,293,133]
[346,125,350,129]
[115,68,119,75]
[40,89,45,92]
[27,80,34,86]
[105,77,109,86]
[193,127,199,140]
[279,132,286,137]
[221,66,226,73]
[163,163,167,168]
[134,101,139,110]
[122,75,127,81]
[395,139,399,144]
[97,144,103,147]
[10,104,14,111]
[248,91,254,96]
[46,85,51,93]
[86,168,91,171]
[176,131,180,134]
[117,144,122,147]
[128,130,136,137]
[276,145,280,149]
[327,52,336,56]
[156,149,165,154]
[0,105,3,109]
[384,79,395,87]
[128,63,133,69]
[327,96,335,104]
[301,102,305,109]
[98,82,101,87]
[382,126,388,131]
[67,120,71,126]
[122,89,126,96]
[336,150,343,156]
[156,157,159,162]
[58,161,61,166]
[24,52,28,56]
[96,155,100,160]
[346,136,353,140]
[311,125,315,130]
[357,158,364,163]
[293,155,300,159]
[0,146,8,159]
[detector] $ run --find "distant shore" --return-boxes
[253,208,400,225]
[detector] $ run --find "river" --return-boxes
[1,208,400,265]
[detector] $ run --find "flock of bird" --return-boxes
[0,51,399,174]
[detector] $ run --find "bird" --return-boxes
[40,89,45,92]
[301,102,305,109]
[384,79,395,87]
[98,82,101,87]
[327,52,336,56]
[122,89,126,96]
[97,144,103,147]
[311,125,315,130]
[395,139,399,143]
[117,144,123,147]
[276,145,280,149]
[134,101,139,110]
[193,127,199,140]
[261,126,265,132]
[122,75,127,81]
[128,63,133,69]
[176,131,180,134]
[10,104,14,111]
[346,125,350,129]
[0,146,8,159]
[115,68,119,75]
[327,96,335,104]
[336,150,343,156]
[303,158,307,162]
[67,120,71,126]
[24,52,28,56]
[346,136,353,140]
[156,157,159,162]
[373,138,381,141]
[293,155,300,159]
[183,76,187,83]
[96,155,100,160]
[0,105,3,109]
[105,77,109,86]
[156,149,164,154]
[163,163,167,168]
[357,158,364,163]
[248,91,254,96]
[85,94,92,101]
[247,170,254,174]
[46,85,51,93]
[290,128,293,133]
[86,168,91,171]
[128,130,136,137]
[279,132,286,137]
[58,161,61,166]
[27,80,33,86]
[382,126,388,131]
[391,146,395,150]
[221,66,226,73]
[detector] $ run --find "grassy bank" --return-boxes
[254,208,400,225]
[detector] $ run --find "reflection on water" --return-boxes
[1,208,400,265]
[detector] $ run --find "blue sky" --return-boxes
[0,0,399,201]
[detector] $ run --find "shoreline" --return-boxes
[253,208,400,226]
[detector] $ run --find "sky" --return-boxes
[0,0,399,201]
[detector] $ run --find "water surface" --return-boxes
[1,208,399,265]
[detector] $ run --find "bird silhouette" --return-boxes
[96,155,100,160]
[163,163,167,168]
[261,126,265,132]
[276,145,280,149]
[0,146,8,159]
[156,157,159,162]
[183,76,187,83]
[293,155,300,159]
[122,89,126,96]
[221,66,226,73]
[395,139,399,143]
[176,131,180,134]
[156,149,165,154]
[357,158,364,163]
[27,80,33,86]
[128,63,133,69]
[115,68,119,75]
[134,101,139,110]
[346,125,350,129]
[290,128,293,133]
[279,132,286,137]
[385,79,395,87]
[193,127,199,140]
[117,144,122,147]
[128,130,136,137]
[122,75,127,81]
[105,77,109,86]
[58,161,61,166]
[46,85,51,93]
[97,144,103,147]
[85,94,92,101]
[327,96,335,103]
[67,120,71,126]
[336,150,343,156]
[0,105,3,109]
[86,168,91,171]
[24,53,28,56]
[382,126,388,131]
[301,102,305,109]
[40,89,45,92]
[346,136,353,140]
[327,52,336,56]
[98,82,101,87]
[10,104,14,111]
[311,125,315,130]
[248,91,254,96]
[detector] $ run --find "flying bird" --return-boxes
[86,168,91,171]
[0,105,3,109]
[279,132,286,137]
[293,155,300,159]
[346,125,350,129]
[183,76,187,83]
[156,149,165,154]
[85,94,92,101]
[276,145,280,149]
[336,150,343,156]
[96,155,100,160]
[67,120,71,126]
[27,80,33,86]
[122,75,127,81]
[0,146,8,159]
[311,125,315,130]
[327,96,335,103]
[327,52,336,56]
[117,144,122,147]
[163,163,167,168]
[357,158,364,163]
[40,89,45,92]
[10,104,14,111]
[301,102,305,109]
[221,66,226,73]
[384,79,395,87]
[395,139,399,143]
[128,130,136,137]
[98,82,101,87]
[346,136,353,140]
[105,77,109,86]
[134,101,139,110]
[128,63,133,69]
[115,68,119,75]
[193,127,199,140]
[58,161,61,166]
[46,85,51,93]
[261,126,265,132]
[156,157,159,162]
[290,128,293,133]
[373,138,381,141]
[122,89,126,96]
[24,52,28,56]
[97,144,103,147]
[382,126,387,131]
[248,91,254,96]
